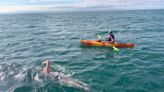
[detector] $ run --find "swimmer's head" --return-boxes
[42,60,50,66]
[42,60,51,73]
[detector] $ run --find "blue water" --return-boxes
[0,10,164,92]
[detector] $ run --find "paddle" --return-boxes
[97,35,119,52]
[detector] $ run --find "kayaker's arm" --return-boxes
[97,35,119,51]
[108,38,115,43]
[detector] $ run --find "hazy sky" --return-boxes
[0,0,164,13]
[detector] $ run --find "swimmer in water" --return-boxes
[42,60,90,91]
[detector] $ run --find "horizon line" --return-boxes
[0,6,163,14]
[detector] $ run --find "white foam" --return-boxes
[0,72,5,81]
[34,73,43,82]
[13,71,26,81]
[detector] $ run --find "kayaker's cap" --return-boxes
[109,31,113,34]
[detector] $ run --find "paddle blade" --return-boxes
[113,46,119,52]
[97,35,102,39]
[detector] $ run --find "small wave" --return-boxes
[25,25,37,28]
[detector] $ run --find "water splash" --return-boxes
[0,62,89,92]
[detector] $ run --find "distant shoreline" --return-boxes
[0,8,164,15]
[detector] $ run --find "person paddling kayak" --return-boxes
[108,31,115,43]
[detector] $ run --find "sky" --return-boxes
[0,0,164,13]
